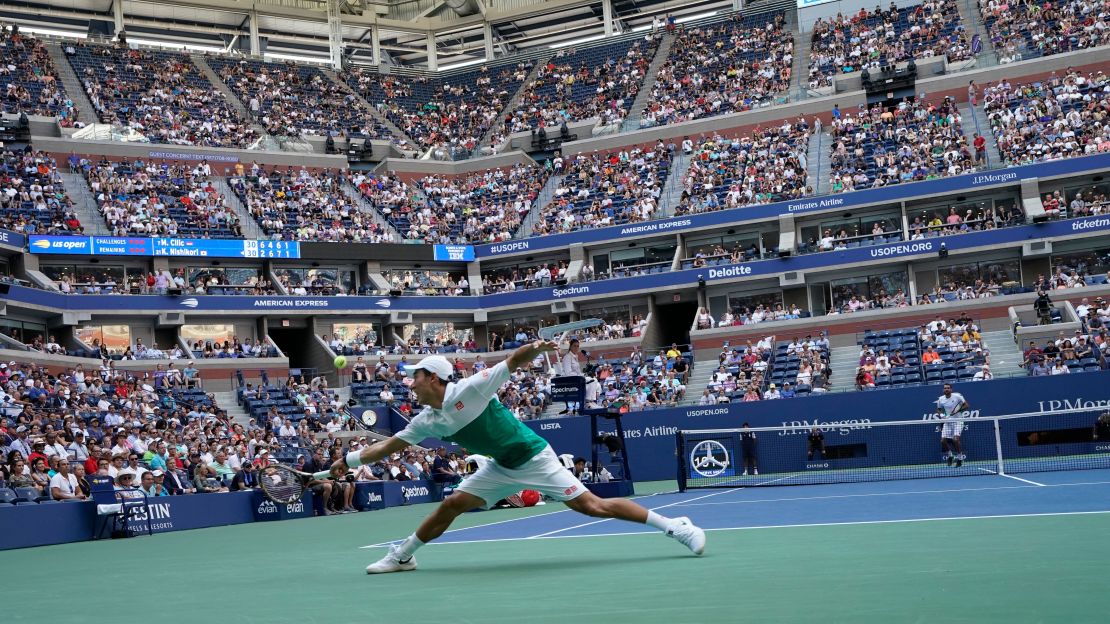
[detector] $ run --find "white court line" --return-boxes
[998,474,1046,486]
[360,477,1107,548]
[358,489,690,549]
[668,479,1110,508]
[527,485,748,539]
[399,510,1110,547]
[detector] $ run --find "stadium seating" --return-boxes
[808,1,971,88]
[394,164,550,244]
[66,43,258,147]
[530,145,673,236]
[979,0,1110,64]
[828,96,974,192]
[674,125,811,216]
[981,72,1110,166]
[230,166,394,243]
[0,149,82,235]
[348,62,534,159]
[0,30,81,125]
[638,11,793,128]
[84,158,243,238]
[207,57,391,140]
[507,35,659,133]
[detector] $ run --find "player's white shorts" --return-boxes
[457,445,588,508]
[941,420,964,438]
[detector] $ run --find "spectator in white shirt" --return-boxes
[50,460,85,501]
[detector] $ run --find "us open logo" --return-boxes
[690,440,730,478]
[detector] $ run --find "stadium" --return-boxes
[0,0,1108,620]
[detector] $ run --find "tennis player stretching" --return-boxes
[331,340,706,574]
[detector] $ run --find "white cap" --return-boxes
[411,355,453,381]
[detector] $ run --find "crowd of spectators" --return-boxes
[349,62,533,159]
[674,124,812,216]
[530,144,671,236]
[828,97,976,193]
[0,148,83,236]
[0,360,275,502]
[638,12,793,128]
[405,164,549,244]
[506,35,658,135]
[979,0,1110,64]
[908,202,1025,240]
[0,26,82,126]
[696,304,809,329]
[808,1,972,89]
[981,71,1110,166]
[481,262,569,294]
[81,156,243,238]
[231,165,395,243]
[209,57,391,140]
[347,171,417,235]
[384,270,471,296]
[67,42,258,147]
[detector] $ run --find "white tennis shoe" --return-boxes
[366,545,418,574]
[666,516,706,555]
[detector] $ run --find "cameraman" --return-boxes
[1034,290,1054,325]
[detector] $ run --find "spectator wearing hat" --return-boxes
[10,425,32,459]
[763,383,781,400]
[67,431,90,462]
[28,438,48,467]
[114,470,138,493]
[230,461,258,491]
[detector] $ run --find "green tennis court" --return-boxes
[4,474,1107,623]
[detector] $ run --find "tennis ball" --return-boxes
[334,355,347,369]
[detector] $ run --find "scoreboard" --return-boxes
[29,236,301,259]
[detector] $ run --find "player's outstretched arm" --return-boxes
[331,436,409,477]
[505,339,559,370]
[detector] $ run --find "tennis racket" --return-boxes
[259,464,334,504]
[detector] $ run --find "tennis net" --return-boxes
[677,407,1110,490]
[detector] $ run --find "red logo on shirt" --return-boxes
[564,486,578,495]
[455,401,465,411]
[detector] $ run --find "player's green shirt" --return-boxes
[396,362,548,468]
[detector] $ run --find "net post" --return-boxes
[993,417,1005,476]
[676,431,687,492]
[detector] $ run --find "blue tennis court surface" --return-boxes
[363,469,1110,548]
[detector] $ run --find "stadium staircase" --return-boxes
[338,179,405,240]
[213,390,252,428]
[58,171,110,235]
[683,359,717,404]
[190,55,273,144]
[828,343,864,392]
[319,67,419,152]
[658,150,692,217]
[211,178,267,240]
[979,329,1026,378]
[806,129,831,195]
[955,0,999,63]
[621,32,677,132]
[791,12,811,97]
[513,172,565,238]
[478,54,550,152]
[958,102,1003,169]
[44,43,97,126]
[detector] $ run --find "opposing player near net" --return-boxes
[330,340,706,574]
[935,383,970,467]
